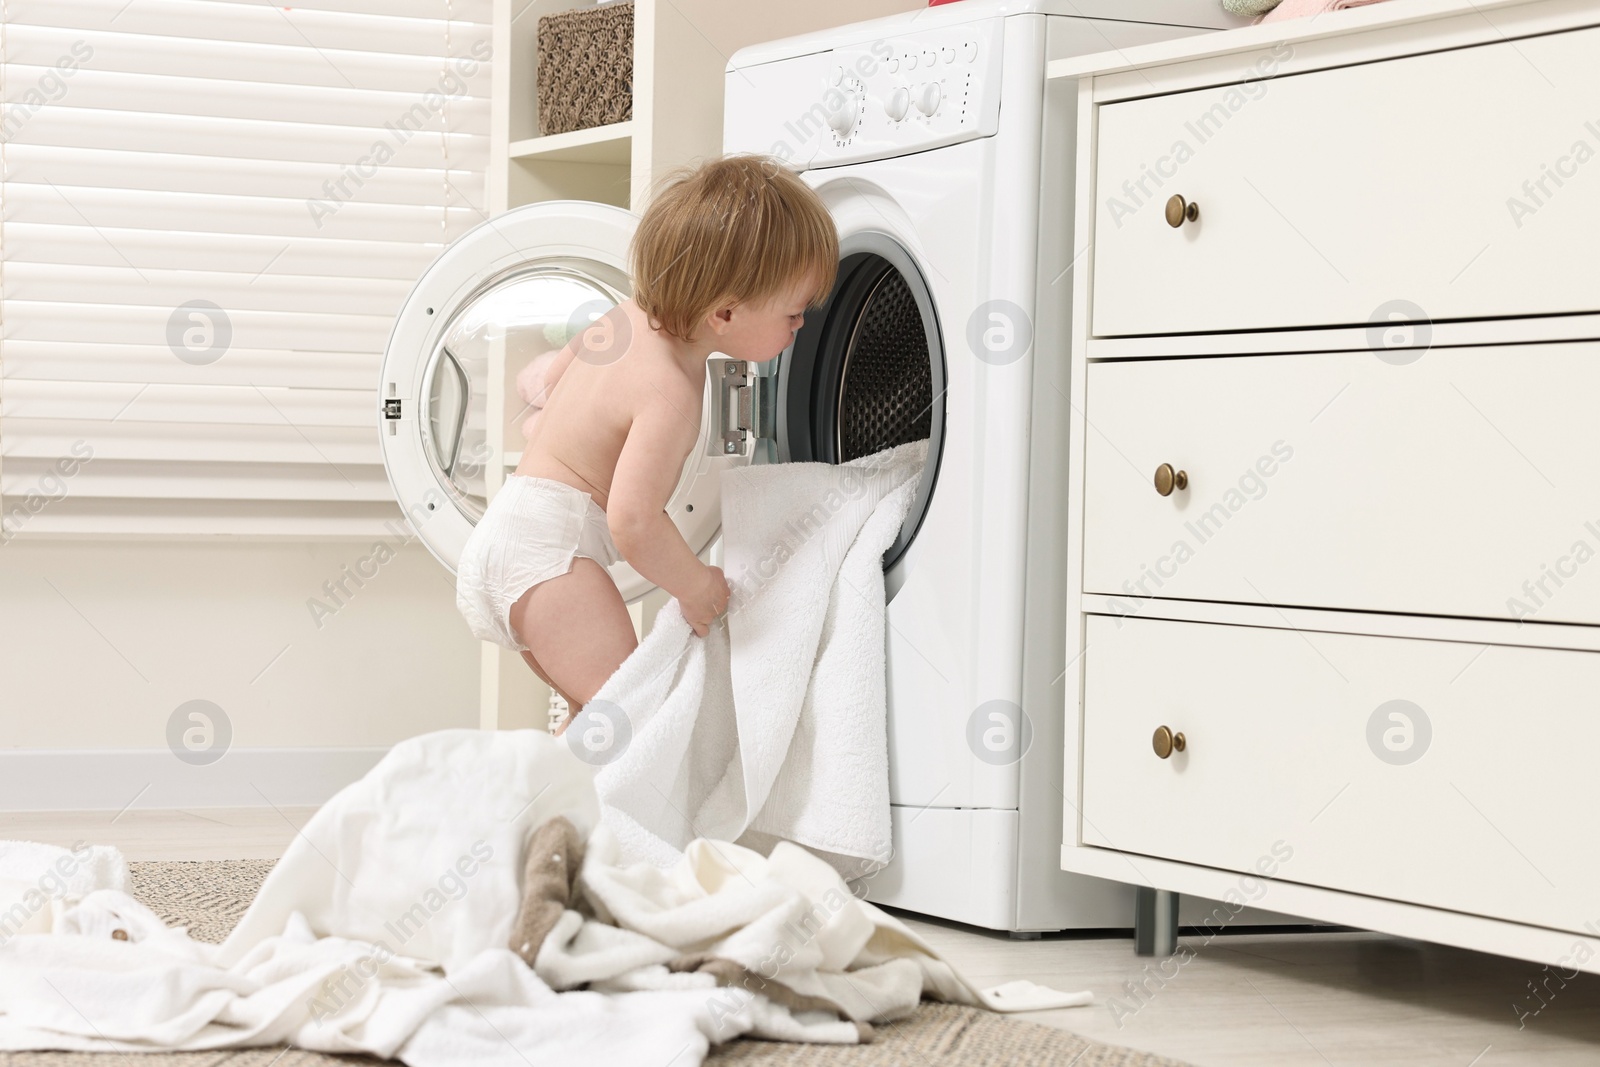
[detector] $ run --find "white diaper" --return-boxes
[455,474,621,652]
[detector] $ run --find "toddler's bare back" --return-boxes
[514,300,703,514]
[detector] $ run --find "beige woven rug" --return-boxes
[0,860,1192,1067]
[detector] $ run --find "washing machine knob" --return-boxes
[826,94,859,135]
[915,81,942,116]
[885,84,911,122]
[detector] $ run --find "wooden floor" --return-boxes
[4,806,321,860]
[7,808,1600,1066]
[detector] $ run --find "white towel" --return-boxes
[0,840,125,941]
[591,439,928,877]
[0,732,835,1063]
[0,730,1086,1066]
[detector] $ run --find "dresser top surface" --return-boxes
[1045,0,1566,81]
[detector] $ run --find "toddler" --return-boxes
[455,154,839,735]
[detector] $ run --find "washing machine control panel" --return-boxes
[724,19,1005,170]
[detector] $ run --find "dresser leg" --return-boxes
[1134,886,1180,957]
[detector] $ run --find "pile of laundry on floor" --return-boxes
[0,441,1087,1067]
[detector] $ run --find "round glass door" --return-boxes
[420,266,625,524]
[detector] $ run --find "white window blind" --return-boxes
[0,0,492,539]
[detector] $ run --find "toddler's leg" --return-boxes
[519,648,577,709]
[508,557,637,734]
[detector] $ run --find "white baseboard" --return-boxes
[0,747,391,811]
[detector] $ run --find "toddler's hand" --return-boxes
[681,565,731,637]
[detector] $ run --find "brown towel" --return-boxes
[507,815,586,966]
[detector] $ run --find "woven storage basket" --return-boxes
[536,2,634,136]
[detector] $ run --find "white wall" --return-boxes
[0,539,479,756]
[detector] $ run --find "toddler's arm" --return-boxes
[608,402,727,631]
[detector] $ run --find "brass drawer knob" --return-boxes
[1152,726,1186,760]
[1154,463,1188,496]
[1165,194,1199,227]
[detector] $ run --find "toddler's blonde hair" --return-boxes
[630,154,838,342]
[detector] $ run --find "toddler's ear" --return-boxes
[704,303,737,336]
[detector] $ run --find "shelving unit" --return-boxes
[508,120,635,165]
[477,0,922,730]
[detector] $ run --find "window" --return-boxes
[0,0,492,539]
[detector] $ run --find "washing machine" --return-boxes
[718,0,1256,934]
[377,0,1251,934]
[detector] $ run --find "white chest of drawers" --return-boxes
[1053,0,1600,973]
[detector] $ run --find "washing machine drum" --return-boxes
[833,268,934,459]
[780,239,946,571]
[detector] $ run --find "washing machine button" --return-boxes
[826,95,859,135]
[915,81,942,116]
[905,52,918,70]
[941,46,955,64]
[885,84,911,122]
[963,40,978,63]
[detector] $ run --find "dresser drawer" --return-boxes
[1091,24,1600,336]
[1082,344,1600,625]
[1080,615,1600,935]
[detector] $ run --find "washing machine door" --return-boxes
[378,200,753,603]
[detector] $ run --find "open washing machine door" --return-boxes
[377,200,758,603]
